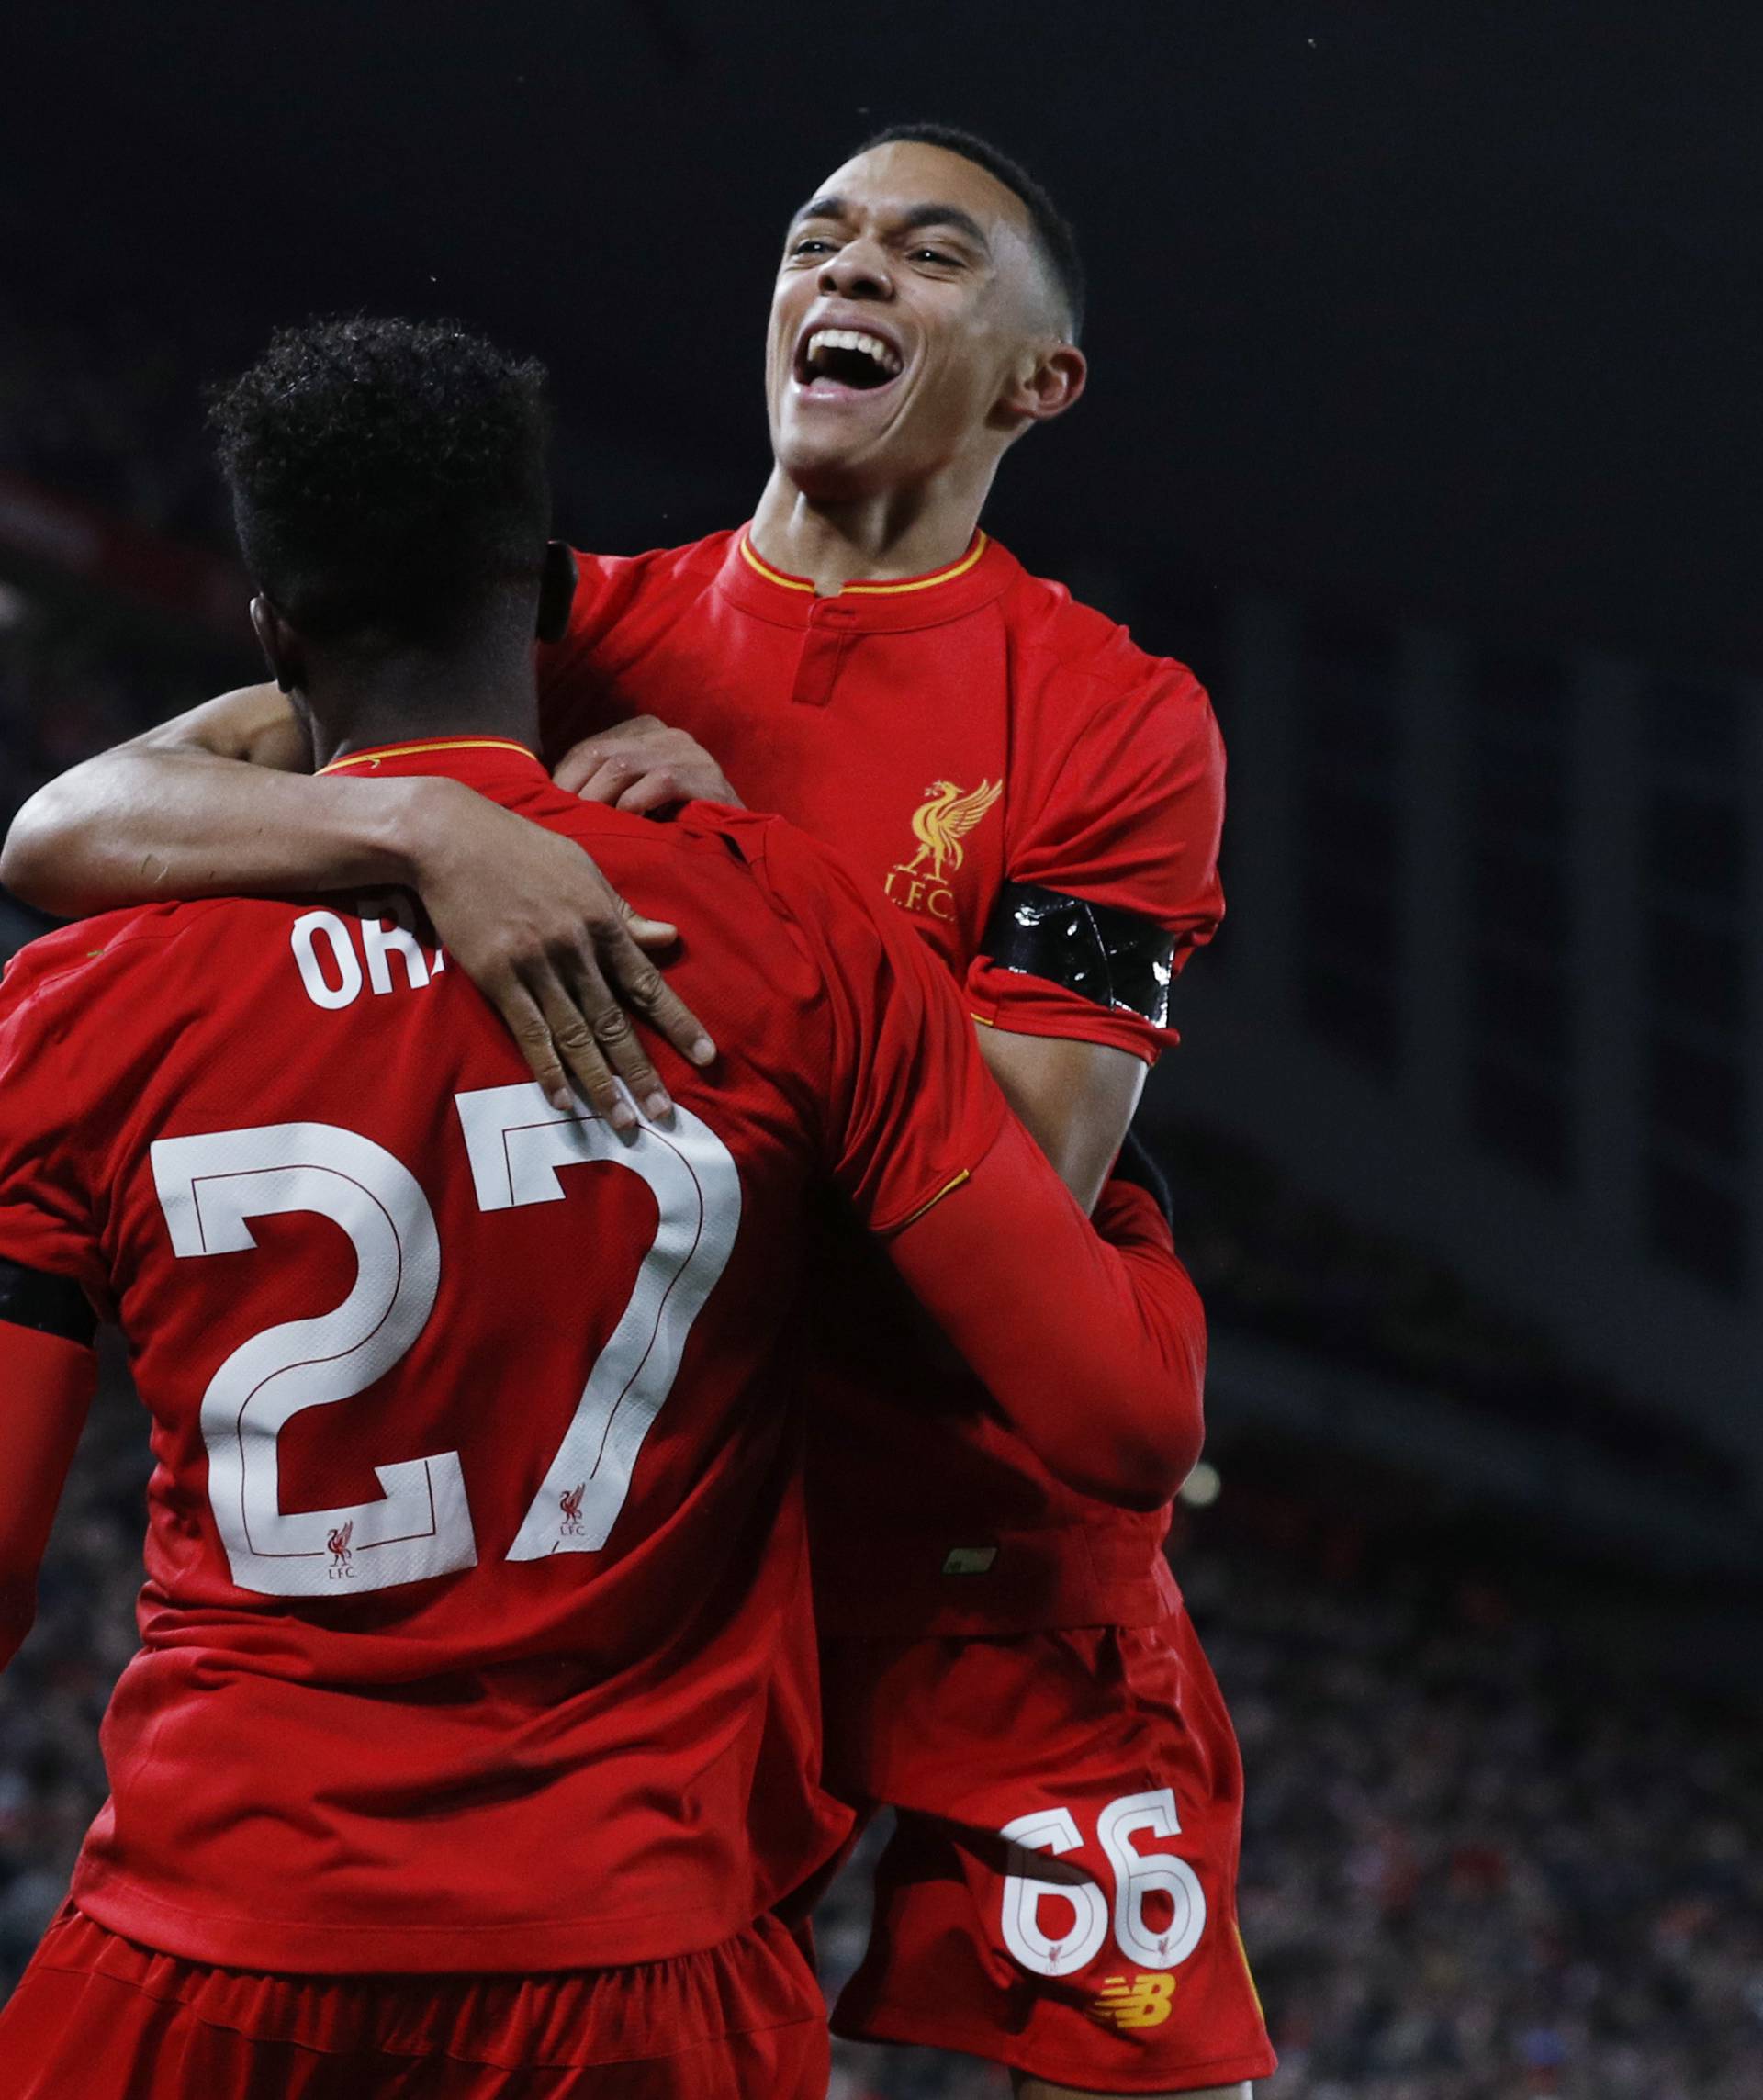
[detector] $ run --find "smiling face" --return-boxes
[765,140,1083,504]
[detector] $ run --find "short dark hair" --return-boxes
[859,122,1085,340]
[209,316,552,646]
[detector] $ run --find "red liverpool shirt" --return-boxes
[539,527,1226,1634]
[0,739,1008,1972]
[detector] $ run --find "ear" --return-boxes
[536,541,578,644]
[998,343,1088,428]
[249,594,304,694]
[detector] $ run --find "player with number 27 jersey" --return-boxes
[0,736,1204,2014]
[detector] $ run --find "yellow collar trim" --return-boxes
[739,530,988,598]
[318,736,536,777]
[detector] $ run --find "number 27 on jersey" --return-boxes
[150,1082,741,1599]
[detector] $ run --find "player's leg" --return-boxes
[821,1611,1276,2096]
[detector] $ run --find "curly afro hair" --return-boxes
[209,315,552,647]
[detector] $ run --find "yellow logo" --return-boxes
[885,778,1002,922]
[1089,1972,1176,2030]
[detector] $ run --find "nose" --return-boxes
[818,238,894,302]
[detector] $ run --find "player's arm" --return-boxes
[790,826,1205,1510]
[886,1119,1203,1510]
[0,1305,98,1669]
[966,659,1229,1209]
[976,1028,1144,1212]
[0,689,713,1124]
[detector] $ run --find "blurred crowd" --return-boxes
[5,1360,1759,2100]
[0,287,232,545]
[2,294,1758,2100]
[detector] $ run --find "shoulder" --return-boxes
[990,562,1221,817]
[996,558,1215,745]
[679,807,915,979]
[561,532,734,644]
[0,902,240,1122]
[0,902,224,1018]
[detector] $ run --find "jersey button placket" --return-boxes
[789,601,860,708]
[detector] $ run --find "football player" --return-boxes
[6,130,1275,2097]
[0,316,1212,2098]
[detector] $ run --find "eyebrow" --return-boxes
[789,195,993,250]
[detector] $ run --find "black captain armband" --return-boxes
[0,1257,97,1348]
[980,883,1176,1028]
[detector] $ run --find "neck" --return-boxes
[300,647,540,771]
[749,454,1001,596]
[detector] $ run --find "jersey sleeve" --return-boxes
[755,822,1008,1236]
[967,657,1226,1065]
[0,949,109,1312]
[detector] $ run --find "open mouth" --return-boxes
[793,326,904,393]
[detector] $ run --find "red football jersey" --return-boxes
[538,528,1226,1634]
[0,738,1005,1974]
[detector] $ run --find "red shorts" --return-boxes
[0,1903,828,2099]
[821,1604,1276,2094]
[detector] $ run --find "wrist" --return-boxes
[366,775,465,887]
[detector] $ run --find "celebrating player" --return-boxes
[0,316,1216,2098]
[6,129,1275,2095]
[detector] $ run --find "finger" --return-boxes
[615,771,686,815]
[493,973,587,1118]
[613,893,680,949]
[599,918,715,1068]
[562,946,673,1122]
[523,960,635,1129]
[571,757,634,806]
[551,741,603,796]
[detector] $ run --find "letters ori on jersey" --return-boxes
[290,895,444,1009]
[150,1083,741,1598]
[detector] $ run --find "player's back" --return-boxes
[2,738,916,1975]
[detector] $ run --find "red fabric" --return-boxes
[0,1322,99,1668]
[536,528,1227,1635]
[0,1904,827,2097]
[889,1119,1207,1510]
[820,1606,1277,2092]
[0,741,1006,1973]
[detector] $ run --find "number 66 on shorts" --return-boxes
[1000,1787,1207,1976]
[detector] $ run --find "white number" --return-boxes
[1098,1788,1207,1969]
[999,1787,1208,1977]
[454,1083,741,1556]
[998,1806,1110,1975]
[151,1123,475,1596]
[152,1091,741,1595]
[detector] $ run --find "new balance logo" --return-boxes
[1090,1972,1176,2029]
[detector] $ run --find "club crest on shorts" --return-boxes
[559,1484,587,1538]
[1089,1971,1177,2029]
[326,1521,354,1578]
[885,778,1001,922]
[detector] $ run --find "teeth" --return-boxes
[804,328,903,377]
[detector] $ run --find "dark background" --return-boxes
[2,8,1759,2095]
[7,0,1758,668]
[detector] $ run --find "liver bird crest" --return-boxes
[903,779,1002,882]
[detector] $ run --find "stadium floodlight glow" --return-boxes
[1179,1461,1223,1510]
